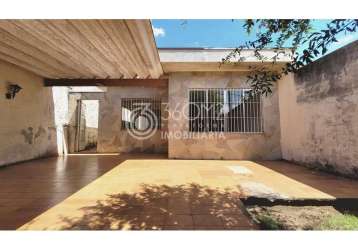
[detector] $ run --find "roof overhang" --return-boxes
[0,20,163,79]
[159,48,292,73]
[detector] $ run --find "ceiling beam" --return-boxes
[44,78,168,88]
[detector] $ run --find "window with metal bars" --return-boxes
[189,88,263,133]
[121,98,161,130]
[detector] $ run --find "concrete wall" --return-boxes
[83,100,99,149]
[83,100,99,128]
[72,86,168,154]
[0,60,62,166]
[84,127,98,149]
[279,41,358,177]
[67,97,98,152]
[67,93,80,153]
[168,72,281,160]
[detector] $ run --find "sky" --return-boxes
[152,19,358,56]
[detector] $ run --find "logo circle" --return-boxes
[127,106,158,140]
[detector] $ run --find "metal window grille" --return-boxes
[189,88,263,133]
[121,98,161,130]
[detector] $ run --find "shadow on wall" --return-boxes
[58,183,256,230]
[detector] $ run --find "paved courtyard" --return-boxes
[2,154,358,230]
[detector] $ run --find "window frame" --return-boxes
[121,98,162,131]
[187,88,264,133]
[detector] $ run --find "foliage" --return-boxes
[222,19,358,96]
[318,214,358,230]
[257,215,283,230]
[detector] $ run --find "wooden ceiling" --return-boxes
[0,20,163,79]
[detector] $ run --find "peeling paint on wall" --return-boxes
[279,41,358,178]
[20,126,46,145]
[21,127,34,144]
[0,60,60,166]
[34,126,46,139]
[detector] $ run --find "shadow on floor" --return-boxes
[0,154,166,229]
[58,183,257,230]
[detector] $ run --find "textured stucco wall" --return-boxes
[0,60,62,166]
[67,96,98,152]
[83,100,99,128]
[168,72,281,160]
[279,41,358,177]
[82,100,98,149]
[73,86,168,153]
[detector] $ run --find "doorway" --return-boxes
[70,99,99,153]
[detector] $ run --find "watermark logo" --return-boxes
[161,131,226,140]
[126,103,159,140]
[125,101,228,140]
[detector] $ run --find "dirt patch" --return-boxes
[247,205,341,230]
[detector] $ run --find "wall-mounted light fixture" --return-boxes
[5,83,22,99]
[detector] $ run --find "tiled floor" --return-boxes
[0,153,163,230]
[257,160,358,199]
[2,154,358,230]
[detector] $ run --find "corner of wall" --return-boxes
[0,60,69,166]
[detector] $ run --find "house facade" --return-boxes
[61,48,290,160]
[0,20,357,178]
[162,48,286,160]
[60,42,358,177]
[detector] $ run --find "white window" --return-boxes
[121,98,161,130]
[189,88,263,133]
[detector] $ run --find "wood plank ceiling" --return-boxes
[0,20,163,79]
